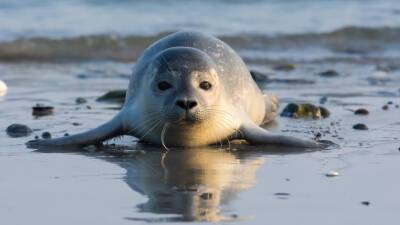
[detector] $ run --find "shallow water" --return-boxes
[1,0,400,224]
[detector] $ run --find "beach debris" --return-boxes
[6,123,32,137]
[41,131,52,139]
[72,122,82,126]
[32,104,54,117]
[382,105,389,110]
[75,97,87,104]
[354,108,369,115]
[325,171,339,177]
[353,123,368,130]
[0,80,8,96]
[97,90,126,103]
[273,63,296,71]
[280,103,330,119]
[200,192,213,200]
[318,70,339,77]
[361,201,370,206]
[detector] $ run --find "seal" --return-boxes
[28,31,321,148]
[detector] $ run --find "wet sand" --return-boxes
[1,60,399,224]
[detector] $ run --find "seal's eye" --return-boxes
[199,81,212,90]
[158,81,172,91]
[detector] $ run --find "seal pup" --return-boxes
[28,31,322,148]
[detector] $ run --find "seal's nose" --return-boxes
[176,99,198,110]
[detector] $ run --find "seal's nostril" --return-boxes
[187,100,197,109]
[176,100,186,109]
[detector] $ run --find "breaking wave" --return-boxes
[0,26,399,62]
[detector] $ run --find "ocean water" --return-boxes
[1,1,400,225]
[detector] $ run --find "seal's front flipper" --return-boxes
[26,115,123,149]
[240,122,321,148]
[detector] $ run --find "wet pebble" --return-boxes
[6,123,33,137]
[273,63,296,71]
[353,123,368,130]
[32,104,54,117]
[382,105,389,110]
[354,108,369,115]
[318,70,339,77]
[64,133,69,136]
[361,201,370,206]
[280,103,329,119]
[325,171,339,177]
[387,101,393,105]
[0,80,8,96]
[395,105,399,108]
[75,97,87,104]
[41,131,52,139]
[72,122,82,126]
[319,96,327,104]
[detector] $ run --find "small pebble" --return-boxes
[325,171,339,177]
[6,124,32,137]
[354,108,369,115]
[32,104,54,116]
[64,133,69,136]
[395,105,399,108]
[273,63,296,71]
[35,135,39,140]
[75,97,87,104]
[41,132,52,139]
[319,96,328,104]
[387,101,393,105]
[86,105,92,109]
[353,123,368,130]
[382,105,389,110]
[72,122,82,126]
[361,201,370,206]
[318,70,339,77]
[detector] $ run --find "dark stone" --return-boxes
[6,124,32,138]
[382,105,389,110]
[354,108,369,115]
[41,131,52,139]
[318,70,339,77]
[387,101,393,105]
[64,133,69,136]
[353,123,368,130]
[75,97,87,104]
[72,122,82,126]
[96,90,126,103]
[361,201,370,206]
[32,104,54,117]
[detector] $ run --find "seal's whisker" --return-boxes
[139,119,162,141]
[160,122,170,151]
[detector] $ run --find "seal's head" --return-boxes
[149,47,221,123]
[134,47,236,146]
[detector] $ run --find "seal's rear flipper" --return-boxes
[26,115,123,149]
[240,121,323,148]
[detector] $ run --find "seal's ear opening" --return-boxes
[26,113,124,149]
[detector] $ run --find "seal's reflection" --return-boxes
[117,147,264,222]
